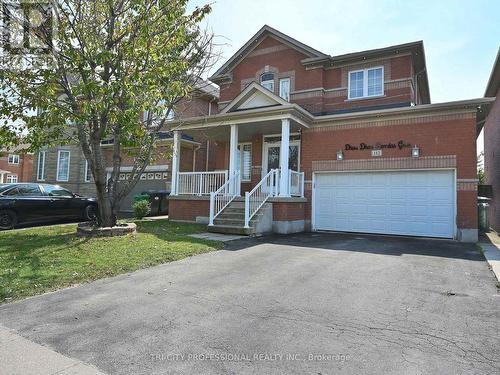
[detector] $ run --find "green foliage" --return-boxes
[133,199,151,219]
[477,152,485,184]
[0,0,215,226]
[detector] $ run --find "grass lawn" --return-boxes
[0,219,223,304]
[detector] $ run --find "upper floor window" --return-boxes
[56,150,70,182]
[260,73,274,92]
[37,151,46,181]
[8,154,19,164]
[348,67,384,99]
[279,78,290,101]
[84,160,92,182]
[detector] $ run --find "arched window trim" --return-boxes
[260,72,275,92]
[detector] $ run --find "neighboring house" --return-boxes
[483,48,500,233]
[167,25,493,242]
[32,82,219,212]
[0,145,33,184]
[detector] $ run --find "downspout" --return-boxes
[192,144,201,171]
[414,68,426,105]
[206,96,216,171]
[205,140,210,171]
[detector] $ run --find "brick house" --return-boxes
[32,82,219,212]
[483,48,500,232]
[168,25,492,242]
[0,146,33,184]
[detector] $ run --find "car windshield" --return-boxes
[42,185,74,197]
[0,184,13,194]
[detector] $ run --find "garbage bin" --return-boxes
[142,190,170,216]
[477,196,491,231]
[133,194,150,203]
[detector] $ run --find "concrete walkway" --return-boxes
[0,325,106,375]
[478,231,500,282]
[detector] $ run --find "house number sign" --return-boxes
[344,140,412,151]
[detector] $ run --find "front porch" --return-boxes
[167,84,312,234]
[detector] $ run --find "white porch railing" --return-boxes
[244,169,279,228]
[209,171,240,226]
[289,170,305,197]
[177,171,228,196]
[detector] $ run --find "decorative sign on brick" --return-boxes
[345,140,412,151]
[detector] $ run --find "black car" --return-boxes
[0,183,98,230]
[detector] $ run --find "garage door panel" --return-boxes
[314,170,455,238]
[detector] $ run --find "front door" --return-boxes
[262,141,300,175]
[262,135,300,193]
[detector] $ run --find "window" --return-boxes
[348,67,384,99]
[6,184,42,197]
[8,154,19,164]
[260,73,274,92]
[144,99,172,125]
[84,160,91,182]
[279,78,290,101]
[56,150,70,182]
[236,143,252,181]
[6,175,17,183]
[37,151,46,181]
[43,184,74,197]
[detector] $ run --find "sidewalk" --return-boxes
[0,325,106,375]
[478,231,500,283]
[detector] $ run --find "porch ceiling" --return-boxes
[181,118,304,142]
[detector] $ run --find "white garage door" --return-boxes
[314,170,455,238]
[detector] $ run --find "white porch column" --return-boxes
[228,124,239,195]
[170,131,180,195]
[279,118,290,197]
[0,173,3,184]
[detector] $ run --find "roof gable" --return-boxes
[220,82,290,114]
[210,25,327,81]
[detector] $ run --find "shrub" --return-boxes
[133,199,151,219]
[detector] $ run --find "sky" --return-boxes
[190,0,500,154]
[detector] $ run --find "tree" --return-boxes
[0,0,215,227]
[477,151,485,184]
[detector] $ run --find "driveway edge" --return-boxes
[478,232,500,282]
[0,324,107,375]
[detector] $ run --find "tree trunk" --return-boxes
[95,182,116,227]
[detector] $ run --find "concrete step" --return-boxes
[208,224,254,236]
[217,211,245,219]
[213,218,262,227]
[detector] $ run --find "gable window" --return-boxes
[279,78,290,101]
[236,143,252,182]
[84,160,91,182]
[37,151,46,181]
[166,109,174,121]
[260,73,274,92]
[56,150,71,182]
[6,174,17,183]
[348,67,384,99]
[8,154,20,164]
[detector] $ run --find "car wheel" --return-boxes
[83,205,98,222]
[0,210,17,230]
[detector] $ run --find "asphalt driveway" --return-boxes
[1,233,500,374]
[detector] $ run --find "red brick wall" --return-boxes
[484,86,500,232]
[0,153,33,182]
[273,202,306,221]
[217,36,416,114]
[301,115,478,229]
[168,198,210,222]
